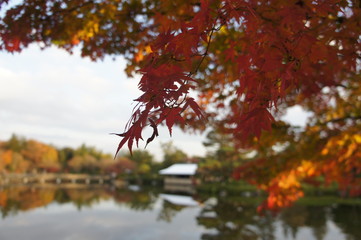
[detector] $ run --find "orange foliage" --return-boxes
[2,150,13,165]
[21,140,59,169]
[0,192,7,207]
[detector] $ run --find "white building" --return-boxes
[159,163,199,192]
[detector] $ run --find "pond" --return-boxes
[0,185,360,240]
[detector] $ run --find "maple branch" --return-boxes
[171,53,205,62]
[167,25,218,110]
[335,83,348,89]
[189,27,215,76]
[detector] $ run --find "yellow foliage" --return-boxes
[353,134,361,144]
[278,172,300,189]
[145,45,153,54]
[342,143,357,160]
[297,161,316,176]
[76,20,100,40]
[219,25,228,35]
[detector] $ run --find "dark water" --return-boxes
[0,185,360,240]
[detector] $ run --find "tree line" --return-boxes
[0,133,251,182]
[0,134,199,177]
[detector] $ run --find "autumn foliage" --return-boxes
[0,135,139,175]
[1,0,361,210]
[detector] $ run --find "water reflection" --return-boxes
[198,196,361,240]
[0,186,360,240]
[198,197,276,240]
[157,194,200,222]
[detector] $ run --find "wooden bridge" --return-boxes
[0,173,123,186]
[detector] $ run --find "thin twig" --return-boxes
[189,27,215,77]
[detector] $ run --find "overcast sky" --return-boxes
[0,45,309,161]
[0,45,209,160]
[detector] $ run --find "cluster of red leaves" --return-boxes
[116,0,349,152]
[113,0,214,154]
[128,0,358,154]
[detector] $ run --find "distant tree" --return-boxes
[75,143,103,159]
[0,150,12,172]
[58,147,75,170]
[6,151,30,173]
[125,150,154,176]
[106,156,136,175]
[68,154,98,173]
[0,137,120,174]
[21,140,60,172]
[0,150,7,172]
[198,130,248,182]
[5,134,25,152]
[160,141,188,168]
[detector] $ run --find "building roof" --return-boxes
[159,163,198,176]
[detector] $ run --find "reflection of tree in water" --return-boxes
[304,206,328,240]
[157,200,187,222]
[0,186,159,217]
[62,188,111,210]
[112,188,157,211]
[197,197,275,240]
[0,186,56,218]
[279,204,327,240]
[331,204,361,240]
[1,187,109,217]
[1,185,360,240]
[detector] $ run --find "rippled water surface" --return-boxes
[0,186,360,240]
